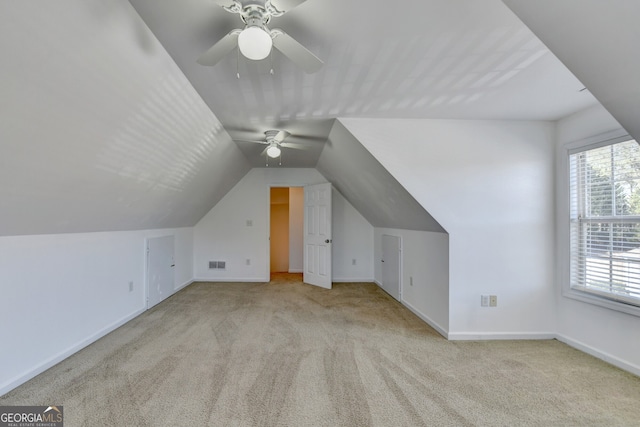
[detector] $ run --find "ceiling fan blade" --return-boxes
[281,142,308,150]
[271,30,323,73]
[293,135,327,143]
[196,30,240,66]
[225,125,263,134]
[235,139,269,145]
[273,130,291,142]
[269,0,308,13]
[210,0,238,7]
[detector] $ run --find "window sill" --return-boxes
[562,287,640,318]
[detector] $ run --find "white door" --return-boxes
[303,183,332,289]
[147,235,175,309]
[381,234,401,300]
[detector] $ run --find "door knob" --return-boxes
[325,239,332,243]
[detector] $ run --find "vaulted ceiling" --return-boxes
[0,1,251,236]
[503,0,640,140]
[128,0,597,156]
[1,0,637,237]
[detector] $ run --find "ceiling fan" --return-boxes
[237,129,309,160]
[197,0,323,73]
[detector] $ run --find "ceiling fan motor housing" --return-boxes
[240,4,271,26]
[265,129,283,140]
[198,0,323,73]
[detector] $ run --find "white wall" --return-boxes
[0,227,194,395]
[193,168,374,282]
[333,191,374,282]
[342,118,557,339]
[374,228,449,335]
[555,104,640,375]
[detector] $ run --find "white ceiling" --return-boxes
[503,0,640,141]
[0,1,250,235]
[128,0,598,166]
[317,120,444,232]
[4,0,635,237]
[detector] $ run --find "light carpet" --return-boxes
[2,273,639,426]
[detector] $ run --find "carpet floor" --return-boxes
[2,273,639,426]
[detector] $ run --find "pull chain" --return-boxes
[270,48,274,75]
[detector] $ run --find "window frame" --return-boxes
[559,129,640,317]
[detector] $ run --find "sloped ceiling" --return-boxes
[0,1,250,236]
[317,120,445,233]
[503,0,640,142]
[128,0,597,164]
[3,0,620,237]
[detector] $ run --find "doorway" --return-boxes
[270,187,304,274]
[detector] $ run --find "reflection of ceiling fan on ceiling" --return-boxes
[237,129,309,159]
[197,0,323,73]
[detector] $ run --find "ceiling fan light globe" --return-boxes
[266,145,281,158]
[238,26,273,60]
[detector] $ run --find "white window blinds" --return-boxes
[569,139,640,306]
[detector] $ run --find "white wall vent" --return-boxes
[209,261,226,270]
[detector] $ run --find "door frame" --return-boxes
[265,183,330,283]
[266,185,304,279]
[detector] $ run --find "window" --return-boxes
[569,139,640,306]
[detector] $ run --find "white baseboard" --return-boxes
[0,308,145,397]
[556,333,640,377]
[372,280,448,339]
[193,277,268,283]
[333,277,374,283]
[4,279,638,396]
[373,280,389,291]
[447,332,557,341]
[401,300,449,339]
[194,277,376,283]
[2,279,196,396]
[174,279,194,292]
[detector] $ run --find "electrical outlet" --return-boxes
[481,295,489,307]
[489,295,498,307]
[246,258,251,266]
[352,259,356,265]
[246,220,253,227]
[410,276,413,286]
[129,281,134,292]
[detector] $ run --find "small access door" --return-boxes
[381,234,401,300]
[303,183,332,289]
[146,235,175,309]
